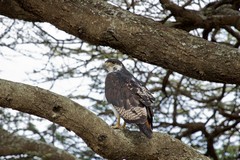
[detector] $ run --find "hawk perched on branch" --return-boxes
[103,59,154,138]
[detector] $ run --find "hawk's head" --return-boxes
[103,59,124,73]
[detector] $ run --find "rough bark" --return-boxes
[0,128,77,160]
[0,79,210,160]
[160,0,240,31]
[0,0,240,84]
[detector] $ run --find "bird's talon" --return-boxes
[111,124,119,129]
[111,124,125,129]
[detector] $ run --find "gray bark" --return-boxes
[0,79,210,159]
[0,0,239,84]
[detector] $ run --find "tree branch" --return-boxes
[0,128,77,160]
[0,79,209,160]
[0,0,42,22]
[0,0,240,84]
[160,0,240,30]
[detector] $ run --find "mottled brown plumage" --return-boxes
[104,59,154,138]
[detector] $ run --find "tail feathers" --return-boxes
[137,121,153,139]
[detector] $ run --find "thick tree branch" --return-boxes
[0,128,76,160]
[160,0,240,30]
[0,1,42,22]
[0,79,209,160]
[0,0,240,84]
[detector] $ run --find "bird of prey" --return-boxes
[103,59,154,138]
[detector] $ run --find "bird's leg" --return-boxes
[112,115,121,129]
[111,107,126,129]
[112,116,127,129]
[122,121,126,129]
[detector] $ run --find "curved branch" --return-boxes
[0,0,240,84]
[0,128,76,160]
[0,79,209,160]
[160,0,240,30]
[0,1,42,22]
